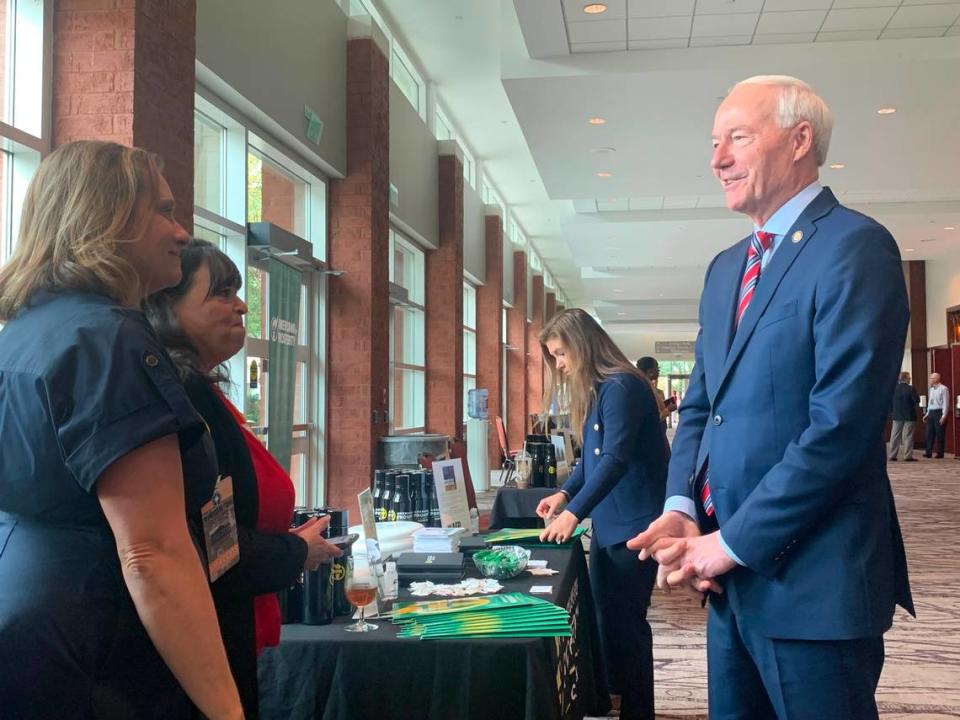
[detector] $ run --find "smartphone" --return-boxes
[327,533,359,550]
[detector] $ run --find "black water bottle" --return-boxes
[394,474,412,521]
[323,508,353,617]
[406,472,420,524]
[426,471,441,527]
[373,469,385,521]
[302,559,335,625]
[296,507,332,625]
[382,472,396,522]
[416,470,431,525]
[544,443,558,488]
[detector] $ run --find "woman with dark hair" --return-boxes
[145,239,339,719]
[535,308,669,720]
[0,141,242,719]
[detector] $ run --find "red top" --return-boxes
[214,388,298,656]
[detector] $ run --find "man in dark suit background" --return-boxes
[629,76,914,719]
[889,371,920,461]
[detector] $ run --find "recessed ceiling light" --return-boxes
[588,117,607,125]
[945,226,956,231]
[617,312,626,316]
[612,288,623,293]
[904,248,915,252]
[829,163,845,169]
[583,3,608,14]
[597,171,613,178]
[592,147,616,154]
[877,107,897,115]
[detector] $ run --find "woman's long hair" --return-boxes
[0,140,161,321]
[143,239,242,384]
[539,308,645,442]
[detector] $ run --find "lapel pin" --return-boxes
[791,230,803,243]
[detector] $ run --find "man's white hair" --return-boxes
[735,75,834,167]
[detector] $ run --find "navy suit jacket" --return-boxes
[669,188,914,640]
[562,372,668,549]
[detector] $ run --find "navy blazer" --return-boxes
[670,188,914,640]
[562,372,668,549]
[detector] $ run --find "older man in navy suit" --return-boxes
[630,76,914,719]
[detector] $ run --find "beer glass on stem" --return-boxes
[344,556,379,632]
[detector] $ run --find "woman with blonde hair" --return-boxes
[0,141,243,719]
[536,308,668,720]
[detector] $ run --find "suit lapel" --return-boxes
[714,188,839,399]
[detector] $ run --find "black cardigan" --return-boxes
[185,376,307,719]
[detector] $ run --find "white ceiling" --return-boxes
[376,0,960,358]
[555,0,960,53]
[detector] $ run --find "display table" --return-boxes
[488,487,558,530]
[258,543,608,720]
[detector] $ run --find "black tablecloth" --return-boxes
[258,543,608,720]
[488,487,558,530]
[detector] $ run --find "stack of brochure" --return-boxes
[412,527,465,553]
[390,592,571,639]
[484,527,586,548]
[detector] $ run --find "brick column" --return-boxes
[327,37,391,510]
[545,292,557,325]
[476,214,504,469]
[507,251,528,450]
[906,261,927,449]
[526,274,545,416]
[53,0,197,231]
[425,152,465,438]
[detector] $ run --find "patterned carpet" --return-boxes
[645,454,960,719]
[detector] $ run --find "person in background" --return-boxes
[630,75,912,720]
[535,309,668,720]
[636,356,677,432]
[923,372,949,458]
[889,371,920,462]
[145,239,341,719]
[0,141,242,719]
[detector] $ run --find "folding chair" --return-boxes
[495,416,520,486]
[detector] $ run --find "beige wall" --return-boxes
[388,84,439,248]
[196,0,347,175]
[926,253,960,348]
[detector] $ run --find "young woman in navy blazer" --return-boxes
[536,308,669,720]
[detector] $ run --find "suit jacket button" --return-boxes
[593,423,600,431]
[594,448,601,456]
[713,414,723,426]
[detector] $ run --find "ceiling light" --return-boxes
[829,163,845,169]
[945,226,956,231]
[592,147,616,154]
[583,3,608,14]
[904,248,915,252]
[877,107,897,115]
[588,117,607,125]
[613,288,623,293]
[597,171,613,178]
[617,312,626,316]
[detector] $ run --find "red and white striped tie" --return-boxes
[735,231,775,327]
[699,231,776,519]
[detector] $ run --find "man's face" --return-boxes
[711,84,811,226]
[931,373,941,386]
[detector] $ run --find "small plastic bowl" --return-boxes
[473,545,532,580]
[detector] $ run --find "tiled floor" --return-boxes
[482,454,960,719]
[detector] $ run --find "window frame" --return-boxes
[192,91,328,507]
[462,281,477,422]
[0,0,52,265]
[389,228,427,434]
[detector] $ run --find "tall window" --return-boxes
[0,0,50,266]
[463,282,477,421]
[390,229,426,432]
[435,107,454,142]
[193,94,327,506]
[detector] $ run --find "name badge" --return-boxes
[201,476,240,582]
